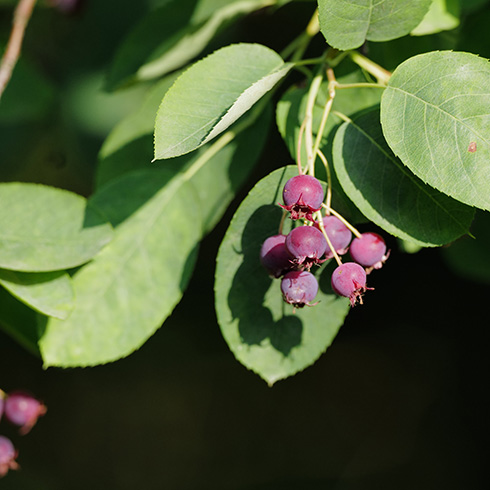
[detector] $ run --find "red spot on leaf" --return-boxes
[468,141,477,153]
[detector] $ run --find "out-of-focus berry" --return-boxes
[4,391,47,435]
[0,435,19,478]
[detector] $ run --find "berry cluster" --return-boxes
[260,174,388,308]
[0,389,47,478]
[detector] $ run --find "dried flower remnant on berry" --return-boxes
[280,174,324,221]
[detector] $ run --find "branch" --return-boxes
[0,0,38,101]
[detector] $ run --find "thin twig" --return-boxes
[0,0,38,101]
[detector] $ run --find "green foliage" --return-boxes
[318,0,432,50]
[215,166,350,385]
[154,43,292,158]
[0,183,113,272]
[332,108,474,246]
[381,51,490,211]
[1,0,490,383]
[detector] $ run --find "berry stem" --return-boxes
[348,51,391,85]
[315,211,342,266]
[280,8,319,62]
[321,204,362,239]
[316,149,332,210]
[278,209,287,235]
[304,69,324,176]
[296,118,306,174]
[335,82,386,90]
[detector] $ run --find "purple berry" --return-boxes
[260,234,292,278]
[281,270,318,308]
[4,391,47,435]
[280,174,324,221]
[285,226,327,269]
[316,215,352,258]
[350,232,388,270]
[331,262,372,306]
[0,435,19,478]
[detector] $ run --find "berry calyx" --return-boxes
[281,270,319,308]
[4,391,47,435]
[260,234,292,278]
[316,215,352,259]
[280,174,324,221]
[331,262,372,306]
[0,435,19,478]
[350,232,388,271]
[285,226,327,270]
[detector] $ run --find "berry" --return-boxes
[0,435,19,478]
[285,226,327,269]
[350,232,388,270]
[331,262,372,306]
[281,270,318,308]
[4,391,47,435]
[280,174,324,221]
[260,234,292,278]
[316,215,352,259]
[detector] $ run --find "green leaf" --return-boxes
[442,210,490,284]
[318,0,432,50]
[411,0,460,36]
[333,108,474,246]
[0,183,113,272]
[106,0,276,90]
[380,50,490,211]
[39,169,202,367]
[0,287,40,356]
[154,43,292,159]
[0,269,74,320]
[215,166,350,385]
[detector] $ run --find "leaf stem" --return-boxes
[335,82,386,90]
[348,51,391,85]
[0,0,38,101]
[281,8,320,62]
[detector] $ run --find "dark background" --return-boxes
[1,1,489,488]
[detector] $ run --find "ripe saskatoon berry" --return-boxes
[331,262,372,307]
[280,174,324,221]
[4,391,47,435]
[260,234,292,278]
[316,215,352,259]
[281,270,318,308]
[285,226,327,269]
[0,435,19,478]
[350,232,388,270]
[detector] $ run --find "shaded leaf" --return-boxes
[318,0,432,50]
[380,50,490,211]
[106,0,276,90]
[154,43,292,159]
[333,108,474,246]
[0,269,74,320]
[215,166,350,385]
[0,183,113,272]
[0,287,40,356]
